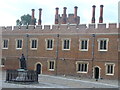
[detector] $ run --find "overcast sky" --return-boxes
[0,0,119,26]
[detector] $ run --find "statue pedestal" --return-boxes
[15,69,28,81]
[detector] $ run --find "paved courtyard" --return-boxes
[1,70,119,89]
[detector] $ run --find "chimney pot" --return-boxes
[91,5,96,23]
[55,7,59,24]
[99,5,104,23]
[38,8,42,25]
[62,7,67,24]
[31,9,35,25]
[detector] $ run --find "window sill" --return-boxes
[30,48,37,50]
[98,50,108,52]
[48,69,55,71]
[2,48,8,49]
[77,71,87,73]
[46,49,53,51]
[106,74,114,76]
[79,50,88,52]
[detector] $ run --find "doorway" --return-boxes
[94,67,100,79]
[36,64,42,74]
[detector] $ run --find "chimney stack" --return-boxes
[99,5,104,23]
[38,8,42,25]
[74,6,78,18]
[62,7,67,24]
[31,9,35,25]
[55,7,59,24]
[91,5,96,23]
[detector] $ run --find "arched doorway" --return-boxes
[94,66,100,79]
[36,63,42,74]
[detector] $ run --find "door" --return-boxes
[36,64,41,74]
[94,67,99,79]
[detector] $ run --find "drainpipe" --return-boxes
[92,34,95,78]
[55,34,59,75]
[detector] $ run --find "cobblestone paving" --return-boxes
[1,71,119,88]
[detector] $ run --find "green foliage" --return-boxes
[16,14,36,25]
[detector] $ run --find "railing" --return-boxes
[6,70,38,83]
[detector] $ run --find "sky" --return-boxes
[0,0,119,26]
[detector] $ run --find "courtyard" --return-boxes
[1,70,119,89]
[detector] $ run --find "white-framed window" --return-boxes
[105,63,115,75]
[76,61,89,73]
[98,38,109,51]
[48,60,55,71]
[62,38,71,50]
[1,58,6,67]
[30,38,38,50]
[16,39,23,49]
[2,39,9,49]
[45,38,54,50]
[79,38,89,51]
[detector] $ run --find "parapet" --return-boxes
[1,23,119,34]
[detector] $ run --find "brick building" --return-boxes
[1,5,120,80]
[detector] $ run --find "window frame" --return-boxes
[45,38,54,50]
[105,63,115,75]
[98,38,109,51]
[30,38,38,50]
[15,38,23,50]
[62,38,71,50]
[76,61,89,73]
[79,38,89,51]
[47,60,55,71]
[2,39,9,49]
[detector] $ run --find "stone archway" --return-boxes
[94,66,101,79]
[35,63,42,74]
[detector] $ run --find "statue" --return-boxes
[19,54,27,70]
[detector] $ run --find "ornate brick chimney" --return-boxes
[62,7,67,24]
[38,8,42,25]
[74,6,78,24]
[55,7,59,24]
[91,5,96,23]
[99,5,104,23]
[31,9,35,25]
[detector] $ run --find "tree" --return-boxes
[16,14,36,25]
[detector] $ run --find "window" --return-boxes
[48,60,55,71]
[98,38,109,51]
[45,39,54,50]
[2,39,9,49]
[62,38,71,50]
[1,58,5,67]
[76,61,89,73]
[79,39,89,51]
[30,38,38,50]
[16,39,23,49]
[105,63,115,75]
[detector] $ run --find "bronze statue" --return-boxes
[19,54,27,70]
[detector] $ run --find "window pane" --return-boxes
[111,65,113,74]
[3,40,8,48]
[50,40,52,48]
[85,40,87,49]
[100,40,103,49]
[67,40,69,49]
[64,40,67,49]
[81,41,84,49]
[84,64,87,71]
[47,40,50,48]
[104,40,107,49]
